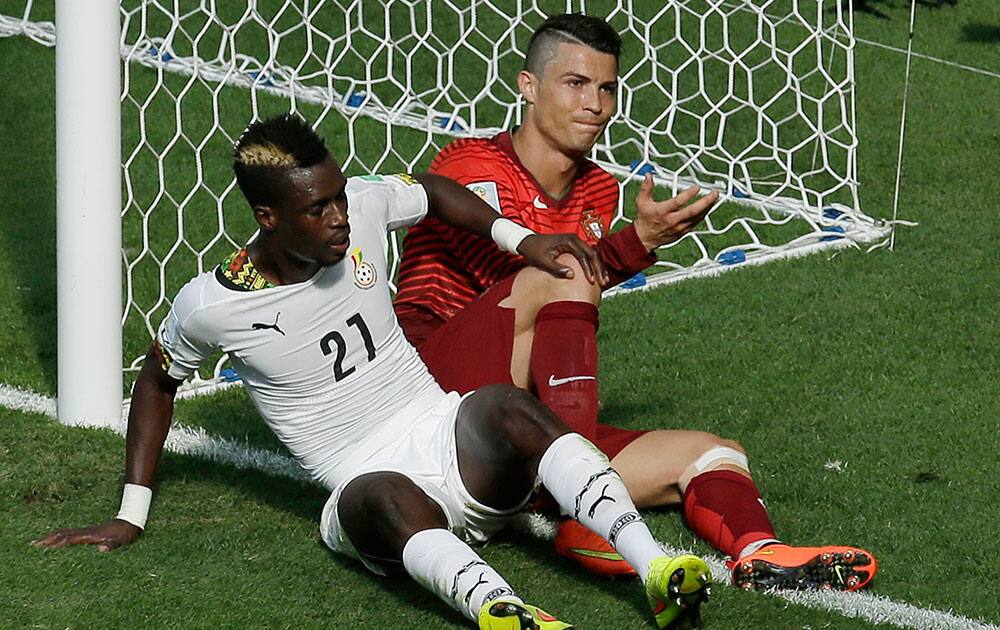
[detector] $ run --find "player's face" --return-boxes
[273,156,351,266]
[526,43,618,156]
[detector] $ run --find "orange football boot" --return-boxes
[554,518,637,578]
[730,544,878,591]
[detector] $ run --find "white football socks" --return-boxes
[401,528,521,621]
[538,433,665,581]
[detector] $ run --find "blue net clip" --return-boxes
[346,92,366,107]
[148,46,173,63]
[621,273,647,289]
[248,70,274,88]
[434,116,466,132]
[629,160,656,176]
[820,225,845,242]
[717,249,746,265]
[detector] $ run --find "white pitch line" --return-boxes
[0,383,310,482]
[2,382,997,630]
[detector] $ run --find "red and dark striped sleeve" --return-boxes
[580,163,657,284]
[395,138,525,320]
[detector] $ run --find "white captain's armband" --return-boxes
[491,218,536,254]
[466,181,501,212]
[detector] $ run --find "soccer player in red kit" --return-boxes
[395,13,878,591]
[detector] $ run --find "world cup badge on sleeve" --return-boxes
[351,247,377,289]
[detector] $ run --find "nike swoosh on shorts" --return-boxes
[548,374,597,387]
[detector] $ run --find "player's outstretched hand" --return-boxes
[633,174,719,251]
[31,519,141,552]
[517,233,608,285]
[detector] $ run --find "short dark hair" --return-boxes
[524,13,622,76]
[233,113,329,208]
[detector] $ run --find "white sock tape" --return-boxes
[115,483,152,530]
[679,446,750,492]
[490,218,535,254]
[691,446,749,473]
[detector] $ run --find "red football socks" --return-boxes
[683,469,778,559]
[530,301,600,441]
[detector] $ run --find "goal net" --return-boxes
[2,0,889,385]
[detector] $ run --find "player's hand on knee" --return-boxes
[634,174,719,250]
[517,233,607,285]
[31,519,142,552]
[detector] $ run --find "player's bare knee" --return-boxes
[543,253,601,304]
[343,473,446,547]
[506,258,600,318]
[483,384,569,454]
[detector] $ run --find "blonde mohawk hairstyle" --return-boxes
[233,113,330,208]
[235,142,298,168]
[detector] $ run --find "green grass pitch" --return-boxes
[2,1,999,628]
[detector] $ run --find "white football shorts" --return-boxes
[319,389,528,575]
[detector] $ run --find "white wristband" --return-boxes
[115,483,152,530]
[490,218,535,254]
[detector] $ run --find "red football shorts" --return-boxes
[396,273,646,459]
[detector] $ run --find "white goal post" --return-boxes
[54,0,123,427]
[1,0,891,424]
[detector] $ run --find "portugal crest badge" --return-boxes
[580,208,604,240]
[351,248,377,289]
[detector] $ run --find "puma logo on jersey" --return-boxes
[548,374,596,387]
[587,484,617,518]
[532,195,548,209]
[251,312,285,336]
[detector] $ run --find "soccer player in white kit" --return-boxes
[34,115,712,629]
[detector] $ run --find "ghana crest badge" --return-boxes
[350,247,377,289]
[580,208,604,240]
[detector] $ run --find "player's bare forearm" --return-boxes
[415,173,605,283]
[31,345,181,551]
[124,344,183,486]
[414,172,500,238]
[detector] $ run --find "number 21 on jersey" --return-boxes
[319,313,376,381]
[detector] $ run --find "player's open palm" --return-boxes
[517,233,607,285]
[633,174,718,250]
[32,519,141,552]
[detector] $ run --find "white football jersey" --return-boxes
[156,174,445,489]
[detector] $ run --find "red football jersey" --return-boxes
[394,131,620,323]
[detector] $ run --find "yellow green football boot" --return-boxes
[477,599,574,630]
[646,555,713,629]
